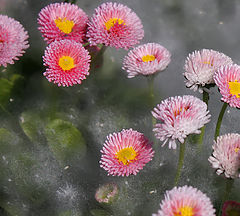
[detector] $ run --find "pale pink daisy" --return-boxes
[152,95,211,149]
[99,128,154,176]
[43,39,91,87]
[95,183,118,204]
[214,64,240,108]
[184,49,232,93]
[38,3,88,44]
[0,15,29,67]
[152,185,216,216]
[208,133,240,178]
[87,2,144,49]
[122,43,171,78]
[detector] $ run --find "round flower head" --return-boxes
[214,64,240,108]
[152,185,216,216]
[38,3,88,44]
[43,39,91,87]
[184,49,233,92]
[99,128,154,176]
[0,15,29,67]
[208,133,240,178]
[95,183,118,204]
[152,95,211,149]
[122,43,171,78]
[87,2,144,49]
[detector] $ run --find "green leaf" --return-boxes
[90,209,111,216]
[0,79,12,107]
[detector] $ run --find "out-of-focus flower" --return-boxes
[152,185,216,216]
[95,183,118,204]
[38,3,88,44]
[184,49,232,92]
[214,64,240,108]
[222,200,240,216]
[0,15,29,67]
[43,39,91,87]
[87,2,144,49]
[99,128,154,176]
[122,43,171,78]
[152,95,211,149]
[208,133,240,178]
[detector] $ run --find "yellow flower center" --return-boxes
[58,56,75,71]
[174,206,194,216]
[235,147,240,153]
[203,61,213,66]
[54,17,75,34]
[142,55,156,62]
[228,80,240,98]
[115,147,137,165]
[105,18,125,30]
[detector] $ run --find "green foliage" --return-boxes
[90,209,111,216]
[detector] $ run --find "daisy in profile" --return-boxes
[184,49,232,92]
[95,183,118,204]
[152,95,211,149]
[99,129,154,176]
[87,2,144,49]
[38,3,88,44]
[43,39,91,87]
[122,43,171,78]
[0,15,29,67]
[208,133,240,178]
[152,186,216,216]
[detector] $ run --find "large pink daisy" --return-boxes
[122,43,171,78]
[38,3,88,44]
[152,186,216,216]
[99,129,154,176]
[0,15,29,67]
[87,2,144,49]
[152,95,211,149]
[43,39,91,87]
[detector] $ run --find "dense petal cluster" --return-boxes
[0,15,29,67]
[152,95,211,149]
[208,133,240,178]
[43,39,91,87]
[38,3,88,44]
[87,2,144,49]
[184,49,232,92]
[152,186,216,216]
[99,128,154,176]
[122,43,171,78]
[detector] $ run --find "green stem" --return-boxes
[147,75,156,127]
[214,102,228,140]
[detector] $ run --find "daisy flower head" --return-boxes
[184,49,233,93]
[43,39,91,87]
[214,64,240,108]
[152,95,211,149]
[38,3,88,44]
[208,133,240,178]
[87,2,144,49]
[95,183,118,204]
[99,128,154,177]
[122,43,171,78]
[0,15,29,67]
[152,185,216,216]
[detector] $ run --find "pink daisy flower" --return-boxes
[87,2,144,49]
[95,183,118,204]
[38,3,88,44]
[0,15,29,67]
[152,185,216,216]
[208,133,240,178]
[99,128,154,177]
[214,64,240,108]
[43,39,91,87]
[184,49,233,92]
[222,200,240,216]
[122,43,171,78]
[152,95,211,149]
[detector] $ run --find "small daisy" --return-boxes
[43,39,91,87]
[152,186,216,216]
[100,129,154,176]
[214,64,240,108]
[87,2,144,49]
[184,49,232,92]
[208,133,240,178]
[152,95,211,149]
[222,200,240,216]
[122,43,171,78]
[95,183,118,204]
[38,3,88,44]
[0,15,29,67]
